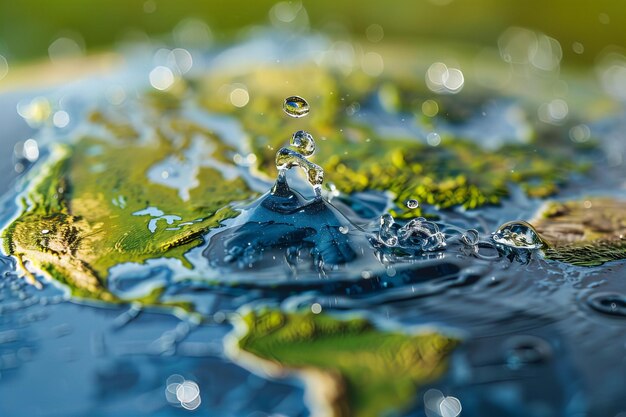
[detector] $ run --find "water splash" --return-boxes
[492,220,544,249]
[283,95,310,118]
[204,178,372,274]
[275,130,324,196]
[460,229,479,247]
[377,213,446,253]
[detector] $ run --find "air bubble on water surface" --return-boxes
[492,220,544,249]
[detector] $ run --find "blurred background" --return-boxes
[0,0,624,69]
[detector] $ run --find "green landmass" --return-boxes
[533,198,626,266]
[2,109,255,305]
[232,308,459,417]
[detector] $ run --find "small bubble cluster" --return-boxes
[405,199,419,209]
[460,229,479,247]
[378,213,446,252]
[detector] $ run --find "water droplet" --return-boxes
[587,292,626,317]
[283,95,309,118]
[405,199,419,209]
[492,220,544,249]
[290,130,315,156]
[460,229,479,246]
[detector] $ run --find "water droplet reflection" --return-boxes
[405,199,419,209]
[492,220,544,249]
[283,95,309,118]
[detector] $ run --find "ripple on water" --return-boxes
[586,292,626,318]
[503,334,553,369]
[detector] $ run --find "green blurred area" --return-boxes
[0,0,624,65]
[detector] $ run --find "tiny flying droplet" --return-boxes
[405,199,419,209]
[283,95,309,118]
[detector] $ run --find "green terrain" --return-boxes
[0,47,608,303]
[534,198,626,266]
[2,108,255,305]
[199,65,591,217]
[232,308,460,417]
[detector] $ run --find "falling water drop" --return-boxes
[492,220,544,249]
[290,130,315,156]
[283,95,310,118]
[405,199,419,209]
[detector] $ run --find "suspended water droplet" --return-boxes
[405,199,419,209]
[492,220,544,249]
[283,95,309,118]
[290,130,315,156]
[460,229,479,246]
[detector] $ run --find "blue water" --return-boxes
[1,31,626,417]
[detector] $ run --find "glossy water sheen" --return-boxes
[0,31,625,417]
